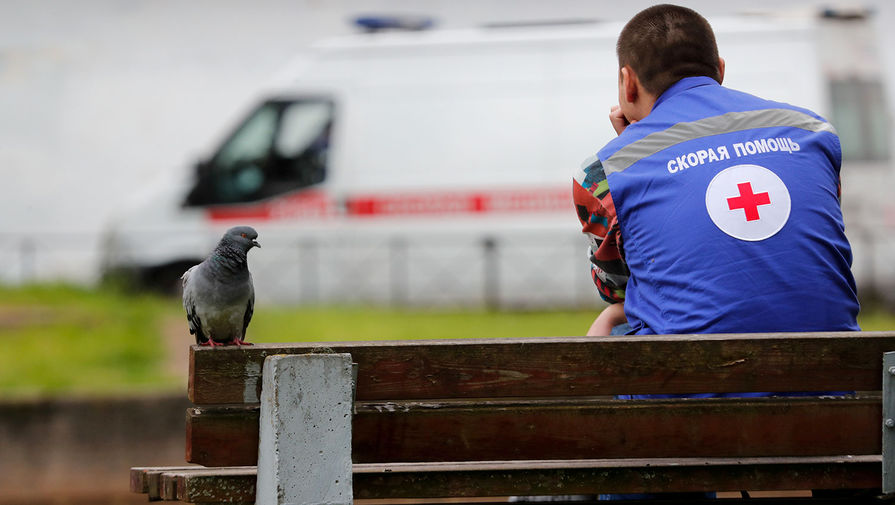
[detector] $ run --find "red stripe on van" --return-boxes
[207,187,571,221]
[206,190,336,221]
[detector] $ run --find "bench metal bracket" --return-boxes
[883,351,895,493]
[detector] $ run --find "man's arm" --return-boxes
[587,302,627,336]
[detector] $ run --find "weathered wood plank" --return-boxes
[188,332,895,404]
[161,470,178,501]
[129,466,198,500]
[187,406,257,467]
[129,466,153,494]
[130,466,255,501]
[152,456,882,502]
[169,467,257,503]
[186,406,260,468]
[187,396,881,467]
[354,456,883,498]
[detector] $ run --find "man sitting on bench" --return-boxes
[572,3,861,500]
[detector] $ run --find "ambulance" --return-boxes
[100,11,891,306]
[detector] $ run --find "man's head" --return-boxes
[615,4,724,123]
[618,4,722,96]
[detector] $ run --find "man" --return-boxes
[574,4,860,337]
[571,9,861,500]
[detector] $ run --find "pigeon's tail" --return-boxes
[193,327,209,345]
[242,297,254,343]
[185,303,208,344]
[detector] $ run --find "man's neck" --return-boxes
[631,95,657,122]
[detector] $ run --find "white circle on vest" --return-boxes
[705,164,790,241]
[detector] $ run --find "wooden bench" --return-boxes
[131,331,895,503]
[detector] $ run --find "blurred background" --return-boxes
[2,0,895,503]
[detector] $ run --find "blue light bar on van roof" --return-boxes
[353,15,435,32]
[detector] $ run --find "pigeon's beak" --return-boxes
[252,240,261,249]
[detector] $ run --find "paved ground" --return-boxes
[162,314,191,387]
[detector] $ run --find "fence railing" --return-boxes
[248,232,597,308]
[4,230,894,309]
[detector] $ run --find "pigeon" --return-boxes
[182,226,260,346]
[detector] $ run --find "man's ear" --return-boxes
[717,57,726,85]
[621,65,640,105]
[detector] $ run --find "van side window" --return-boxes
[186,98,334,206]
[829,77,890,162]
[818,12,890,164]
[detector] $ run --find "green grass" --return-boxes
[0,284,599,397]
[1,283,894,397]
[0,284,182,397]
[854,309,895,331]
[250,306,597,342]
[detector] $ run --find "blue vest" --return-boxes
[599,77,859,335]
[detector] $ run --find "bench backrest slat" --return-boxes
[189,332,895,404]
[187,396,880,467]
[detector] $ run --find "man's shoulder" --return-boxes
[596,116,680,169]
[717,85,830,122]
[592,83,835,174]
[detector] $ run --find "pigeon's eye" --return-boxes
[241,233,247,238]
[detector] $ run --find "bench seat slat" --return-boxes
[354,456,883,499]
[187,396,881,467]
[135,456,881,502]
[129,467,200,499]
[189,332,895,404]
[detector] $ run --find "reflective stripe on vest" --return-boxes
[602,108,837,175]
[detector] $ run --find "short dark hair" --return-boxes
[617,4,721,96]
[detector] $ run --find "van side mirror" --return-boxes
[195,158,210,178]
[185,159,212,207]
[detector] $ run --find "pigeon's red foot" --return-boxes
[228,338,253,346]
[199,339,221,347]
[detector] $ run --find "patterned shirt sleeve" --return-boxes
[573,156,629,304]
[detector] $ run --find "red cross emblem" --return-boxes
[727,182,770,222]
[707,164,790,241]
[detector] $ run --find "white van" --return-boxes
[101,11,892,306]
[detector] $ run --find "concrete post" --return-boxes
[256,354,354,505]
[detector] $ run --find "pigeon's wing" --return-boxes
[241,276,255,342]
[182,265,208,344]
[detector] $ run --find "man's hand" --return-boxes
[609,105,633,135]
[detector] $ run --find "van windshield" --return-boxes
[186,98,334,206]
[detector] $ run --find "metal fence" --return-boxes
[2,233,103,286]
[246,231,598,308]
[5,230,895,309]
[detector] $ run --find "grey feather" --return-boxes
[182,226,260,345]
